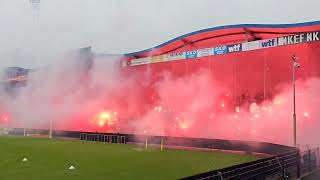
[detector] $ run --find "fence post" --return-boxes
[261,161,266,180]
[218,171,223,180]
[308,149,312,172]
[297,151,301,178]
[317,147,320,167]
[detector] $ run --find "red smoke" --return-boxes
[1,42,320,147]
[125,69,320,146]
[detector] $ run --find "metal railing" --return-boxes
[180,148,320,180]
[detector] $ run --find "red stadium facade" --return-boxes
[115,21,320,143]
[122,21,320,101]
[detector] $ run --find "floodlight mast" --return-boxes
[29,0,40,22]
[292,55,300,147]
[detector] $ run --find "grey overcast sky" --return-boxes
[0,0,320,68]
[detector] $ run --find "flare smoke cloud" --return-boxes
[0,55,319,147]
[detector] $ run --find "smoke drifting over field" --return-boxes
[0,53,124,129]
[0,52,320,147]
[131,69,320,146]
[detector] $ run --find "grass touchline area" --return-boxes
[0,136,258,180]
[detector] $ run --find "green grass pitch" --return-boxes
[0,136,258,180]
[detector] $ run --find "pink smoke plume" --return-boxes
[0,55,319,147]
[131,69,320,146]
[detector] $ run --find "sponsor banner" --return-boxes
[214,45,227,55]
[242,41,260,51]
[197,48,213,57]
[165,52,185,61]
[151,55,164,63]
[8,75,28,82]
[129,57,151,66]
[0,128,10,135]
[227,43,242,53]
[123,31,320,67]
[259,38,278,48]
[186,50,198,59]
[278,31,320,46]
